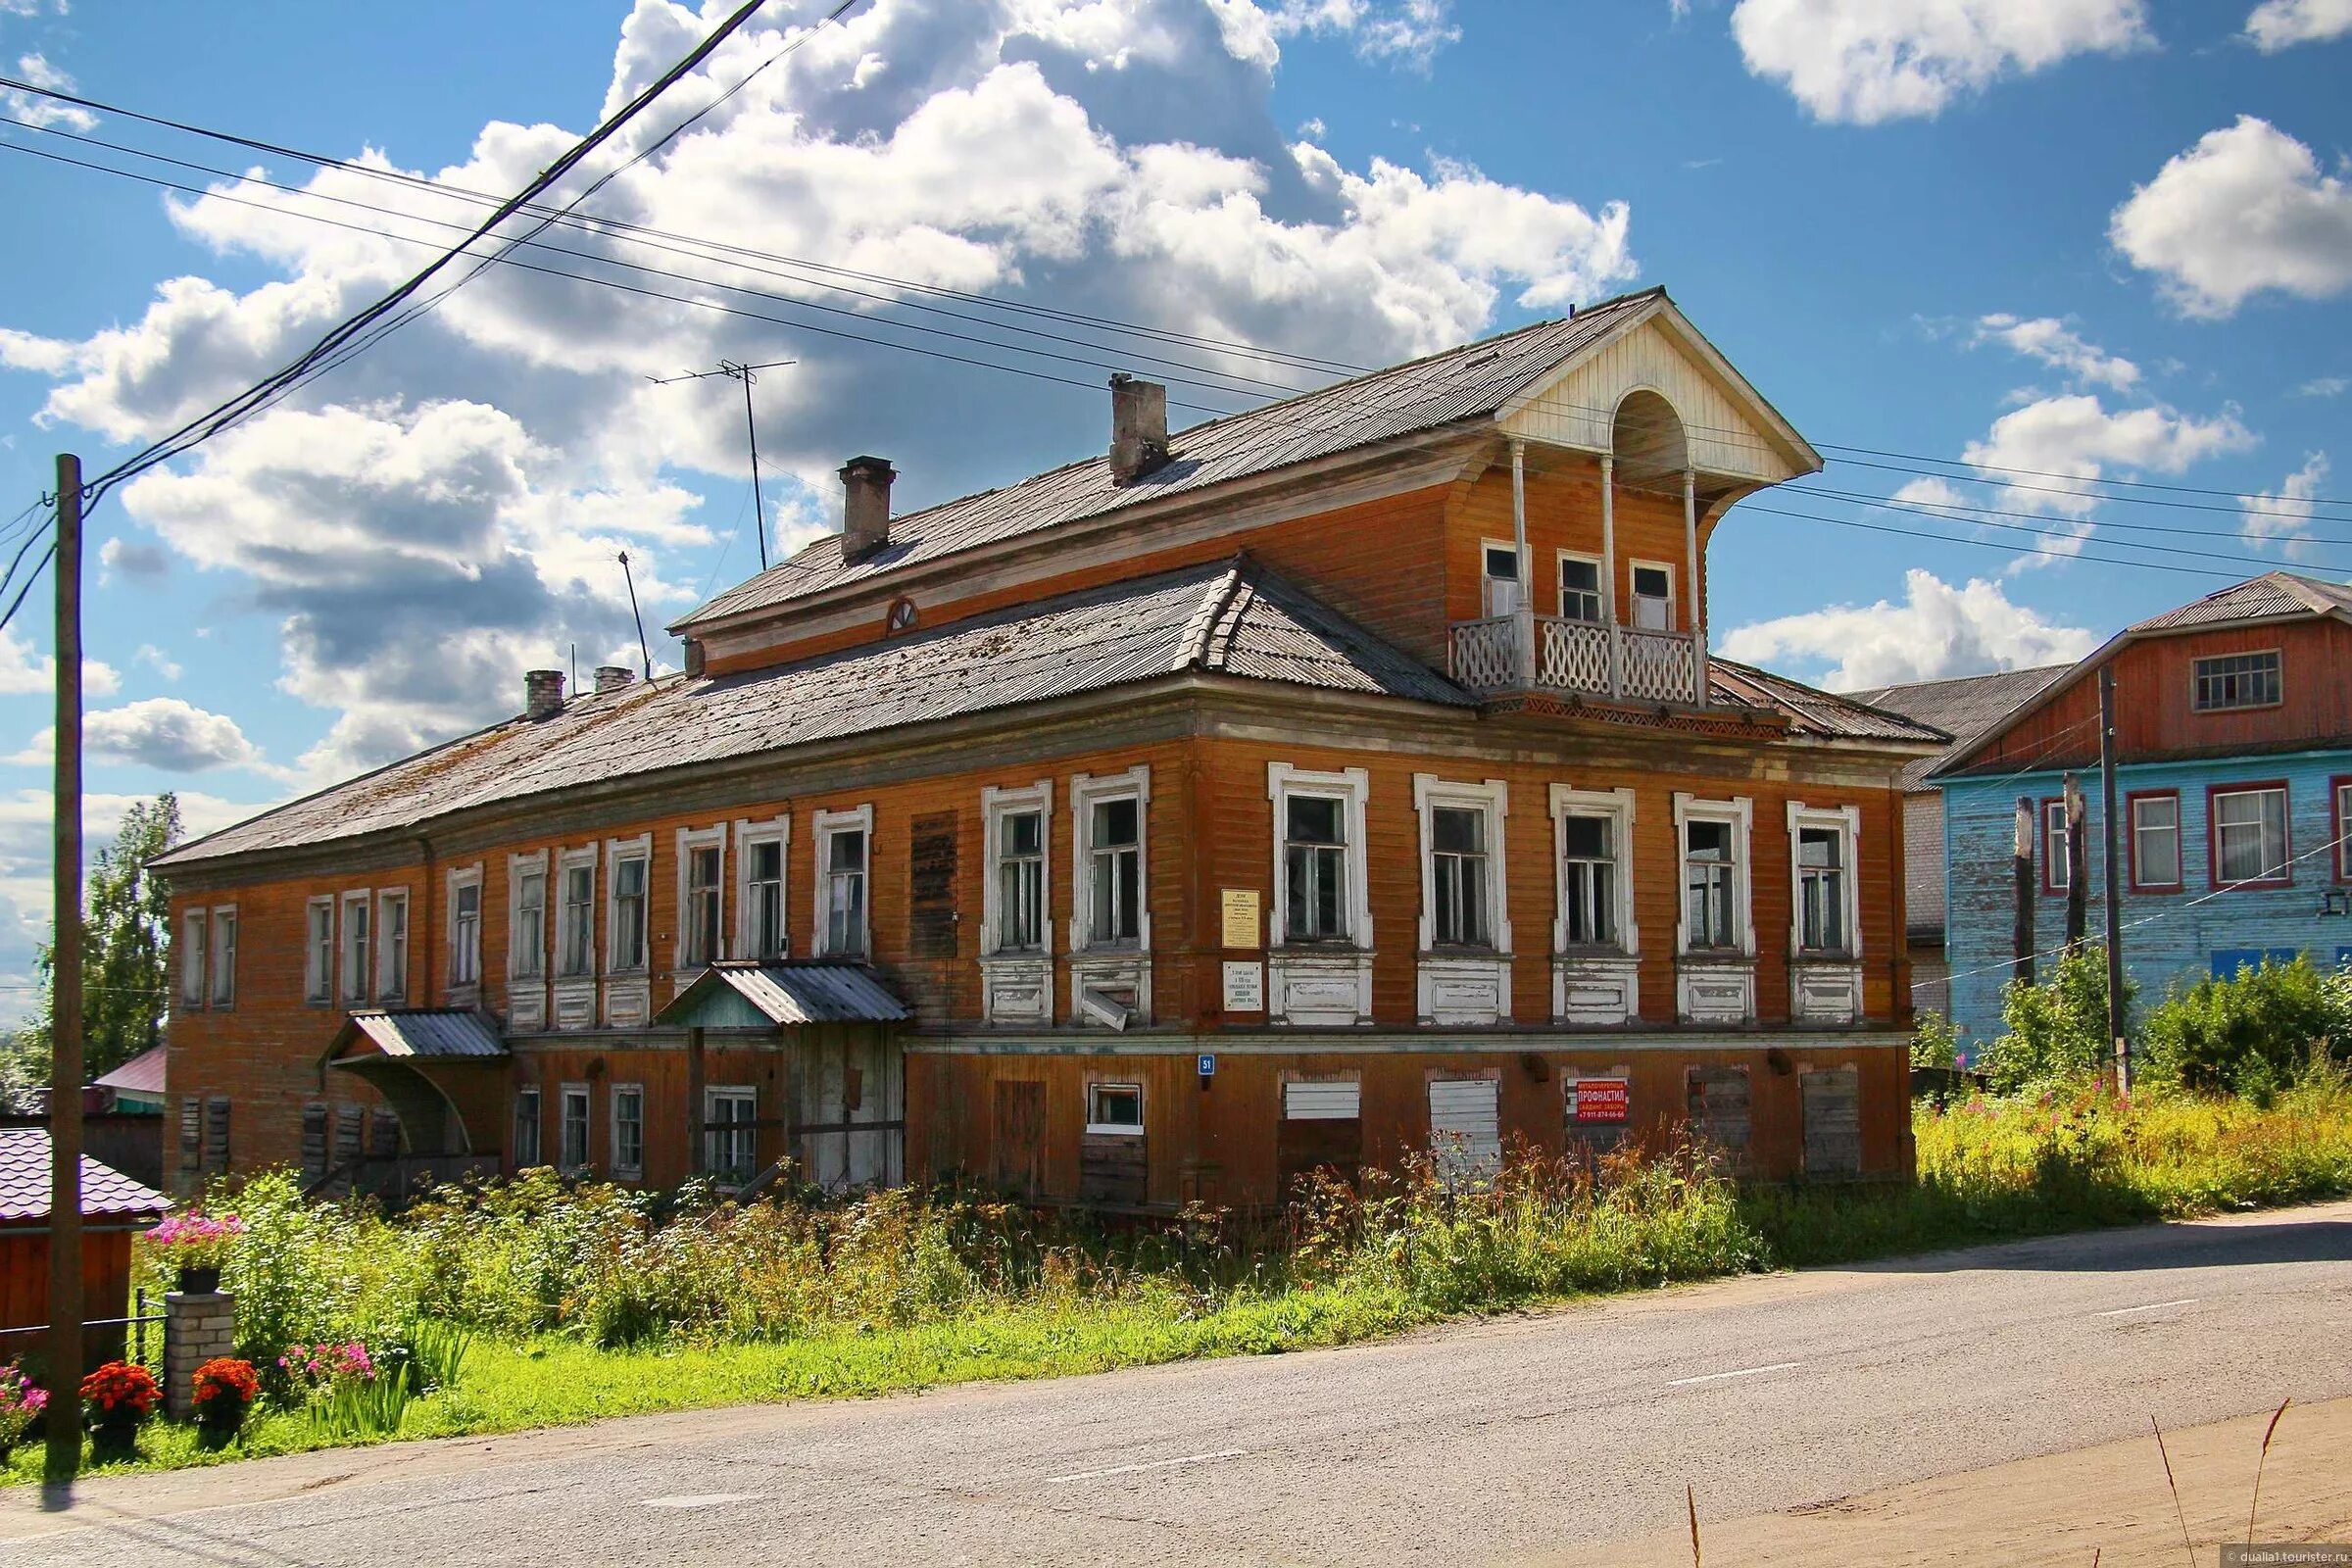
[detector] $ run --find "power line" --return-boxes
[1787,481,2352,552]
[1733,504,2237,580]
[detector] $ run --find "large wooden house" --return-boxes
[154,287,1944,1207]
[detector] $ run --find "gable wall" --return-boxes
[1498,317,1802,484]
[1444,457,1710,632]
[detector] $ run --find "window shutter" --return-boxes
[301,1102,329,1184]
[203,1096,231,1174]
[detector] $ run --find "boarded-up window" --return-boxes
[334,1105,363,1171]
[203,1096,231,1175]
[1686,1067,1750,1164]
[301,1102,329,1185]
[1428,1076,1500,1189]
[1278,1077,1362,1194]
[991,1080,1046,1199]
[369,1106,402,1159]
[1080,1082,1147,1206]
[178,1098,202,1172]
[1801,1068,1861,1178]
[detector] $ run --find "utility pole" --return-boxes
[2062,771,2087,950]
[2012,796,2035,988]
[648,357,796,574]
[2099,667,2129,1093]
[46,454,83,1483]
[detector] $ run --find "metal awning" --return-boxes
[655,962,911,1030]
[329,1009,508,1061]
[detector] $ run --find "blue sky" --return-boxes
[0,0,2347,1015]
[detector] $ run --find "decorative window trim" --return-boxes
[446,862,484,990]
[980,780,1054,957]
[734,812,790,960]
[1412,774,1510,954]
[604,835,654,974]
[1786,802,1862,959]
[2207,781,2293,890]
[304,896,335,1005]
[609,1082,645,1180]
[2041,797,2072,896]
[1629,557,1678,631]
[1267,762,1373,952]
[811,805,874,958]
[554,845,599,980]
[339,889,373,1004]
[207,906,238,1008]
[180,907,208,1008]
[1548,783,1638,956]
[2334,776,2352,885]
[674,823,729,972]
[1672,794,1753,957]
[2127,790,2183,893]
[374,889,411,1003]
[507,851,549,980]
[558,1082,592,1175]
[1069,765,1152,955]
[1555,549,1604,622]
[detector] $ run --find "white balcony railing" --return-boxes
[1448,612,1703,706]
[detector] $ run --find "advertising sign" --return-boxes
[1573,1078,1630,1123]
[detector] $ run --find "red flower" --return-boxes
[191,1357,260,1408]
[79,1360,161,1417]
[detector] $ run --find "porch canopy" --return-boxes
[654,960,912,1031]
[322,1008,511,1159]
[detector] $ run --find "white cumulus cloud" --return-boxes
[1972,314,2138,392]
[2241,452,2333,563]
[2244,0,2352,50]
[1718,568,2097,690]
[2111,117,2352,318]
[12,697,288,776]
[1728,0,2149,124]
[0,625,119,698]
[1961,393,2256,521]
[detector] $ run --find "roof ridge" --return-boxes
[1179,555,1251,671]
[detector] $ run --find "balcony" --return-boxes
[1449,613,1703,705]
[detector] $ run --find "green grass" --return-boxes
[11,1071,2352,1486]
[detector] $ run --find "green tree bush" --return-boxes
[2139,956,2349,1098]
[1980,947,2133,1095]
[22,793,182,1082]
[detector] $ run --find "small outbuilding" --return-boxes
[0,1126,172,1377]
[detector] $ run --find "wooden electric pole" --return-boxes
[2062,771,2087,950]
[46,454,84,1482]
[2099,667,2129,1092]
[2011,796,2035,988]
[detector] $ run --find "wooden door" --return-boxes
[992,1080,1046,1199]
[1801,1068,1861,1178]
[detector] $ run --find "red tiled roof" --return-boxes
[0,1127,172,1222]
[92,1044,168,1097]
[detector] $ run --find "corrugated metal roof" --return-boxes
[2128,571,2352,633]
[93,1043,169,1097]
[0,1127,172,1222]
[340,1010,508,1059]
[661,962,912,1026]
[674,292,1669,631]
[1847,664,2075,788]
[1708,662,1949,745]
[158,559,1474,868]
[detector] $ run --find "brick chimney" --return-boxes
[593,664,633,694]
[840,456,896,561]
[524,669,565,721]
[1108,373,1169,483]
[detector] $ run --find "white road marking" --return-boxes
[2097,1298,2201,1318]
[643,1494,760,1509]
[1665,1360,1803,1388]
[1046,1449,1250,1485]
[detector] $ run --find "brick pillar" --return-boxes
[163,1291,236,1419]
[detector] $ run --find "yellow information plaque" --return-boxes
[1219,888,1261,949]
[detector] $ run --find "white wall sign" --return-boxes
[1221,960,1265,1012]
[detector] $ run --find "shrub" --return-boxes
[2141,956,2349,1098]
[1981,948,2132,1095]
[1910,1011,1961,1071]
[0,1364,46,1461]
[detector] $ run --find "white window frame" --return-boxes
[675,824,729,971]
[1787,802,1862,958]
[446,863,483,989]
[606,835,653,975]
[610,1083,645,1180]
[556,846,598,978]
[1412,774,1510,954]
[304,896,335,1004]
[734,813,791,961]
[981,781,1054,957]
[1630,559,1677,631]
[339,890,373,1004]
[1268,762,1373,951]
[2044,799,2072,892]
[705,1084,759,1184]
[2131,794,2181,890]
[512,1086,541,1168]
[1673,794,1754,957]
[507,851,548,980]
[375,889,410,1003]
[2338,780,2352,883]
[1556,549,1604,623]
[179,908,208,1008]
[208,906,238,1007]
[1549,784,1638,955]
[1070,765,1152,953]
[812,806,874,958]
[1085,1080,1145,1137]
[1479,537,1523,617]
[558,1082,591,1174]
[2212,785,2290,887]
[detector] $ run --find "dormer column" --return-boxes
[1510,438,1534,687]
[1601,454,1622,699]
[1685,468,1707,708]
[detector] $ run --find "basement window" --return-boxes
[1086,1082,1144,1135]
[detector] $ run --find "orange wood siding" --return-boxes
[1444,458,1713,632]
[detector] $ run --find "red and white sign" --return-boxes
[1573,1078,1629,1123]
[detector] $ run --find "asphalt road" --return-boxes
[7,1200,2350,1566]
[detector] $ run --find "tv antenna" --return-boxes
[649,356,796,571]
